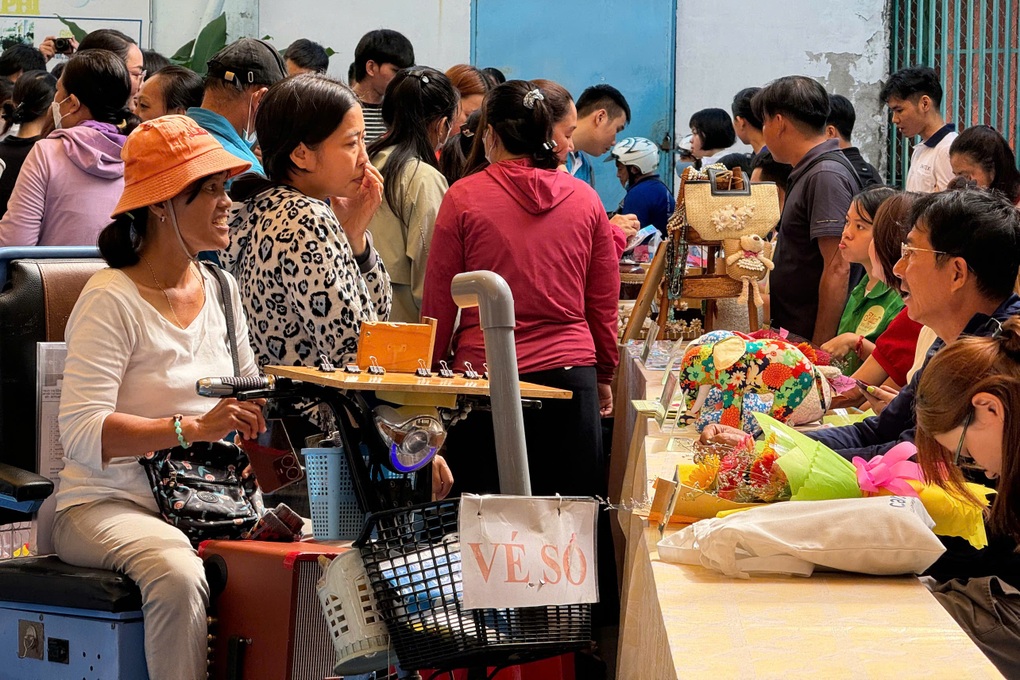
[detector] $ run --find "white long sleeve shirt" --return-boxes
[57,266,257,513]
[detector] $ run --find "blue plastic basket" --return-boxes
[303,447,364,541]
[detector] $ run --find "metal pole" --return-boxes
[450,271,532,496]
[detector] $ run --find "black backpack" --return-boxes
[791,147,873,192]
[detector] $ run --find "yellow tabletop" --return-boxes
[612,355,1002,679]
[264,364,572,400]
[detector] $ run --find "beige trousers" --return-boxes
[53,499,209,680]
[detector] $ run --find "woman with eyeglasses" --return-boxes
[77,29,146,113]
[914,314,1020,676]
[366,66,459,322]
[0,50,131,246]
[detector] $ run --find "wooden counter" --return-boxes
[611,355,1002,679]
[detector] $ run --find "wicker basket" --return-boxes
[317,550,394,675]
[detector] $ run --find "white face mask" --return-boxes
[242,95,257,148]
[50,96,70,130]
[482,129,493,164]
[435,118,453,153]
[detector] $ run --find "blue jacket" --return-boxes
[187,107,264,179]
[808,294,1020,460]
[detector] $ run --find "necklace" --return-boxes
[140,255,205,329]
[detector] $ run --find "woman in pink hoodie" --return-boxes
[422,80,620,500]
[0,49,130,247]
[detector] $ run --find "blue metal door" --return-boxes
[471,0,677,210]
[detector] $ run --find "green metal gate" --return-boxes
[890,0,1020,188]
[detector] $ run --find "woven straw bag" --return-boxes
[681,168,780,241]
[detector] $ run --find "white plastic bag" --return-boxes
[658,496,946,578]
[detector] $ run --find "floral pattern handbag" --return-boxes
[140,441,261,547]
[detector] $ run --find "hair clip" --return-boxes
[463,361,481,380]
[461,126,475,138]
[523,88,545,109]
[990,318,1005,339]
[438,360,455,379]
[416,358,432,378]
[408,70,431,85]
[317,353,335,373]
[542,139,558,151]
[367,356,386,375]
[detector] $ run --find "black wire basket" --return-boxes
[354,499,593,672]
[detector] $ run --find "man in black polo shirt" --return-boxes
[826,93,883,187]
[752,76,856,344]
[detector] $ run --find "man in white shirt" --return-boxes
[880,66,957,192]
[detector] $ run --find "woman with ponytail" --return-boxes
[0,69,54,215]
[0,49,131,246]
[422,79,620,500]
[915,315,1020,676]
[366,66,458,322]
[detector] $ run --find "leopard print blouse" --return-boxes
[222,185,392,370]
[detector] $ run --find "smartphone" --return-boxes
[854,378,873,392]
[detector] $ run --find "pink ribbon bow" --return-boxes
[852,441,923,497]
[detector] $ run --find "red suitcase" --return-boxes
[200,539,345,680]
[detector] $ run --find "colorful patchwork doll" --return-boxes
[678,330,831,435]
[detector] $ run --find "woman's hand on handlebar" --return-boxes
[189,398,267,442]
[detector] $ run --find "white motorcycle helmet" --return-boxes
[607,137,660,175]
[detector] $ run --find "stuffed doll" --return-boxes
[678,330,831,435]
[724,234,774,306]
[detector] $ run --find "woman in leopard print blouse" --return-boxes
[222,74,392,373]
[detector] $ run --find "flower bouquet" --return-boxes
[675,414,993,548]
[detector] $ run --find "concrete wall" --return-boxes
[149,0,471,80]
[675,0,889,173]
[148,0,889,169]
[259,0,471,78]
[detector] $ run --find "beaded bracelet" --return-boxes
[173,414,191,449]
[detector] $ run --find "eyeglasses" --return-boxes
[952,409,974,466]
[900,243,950,260]
[130,69,147,82]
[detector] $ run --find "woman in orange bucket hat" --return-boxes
[54,114,265,680]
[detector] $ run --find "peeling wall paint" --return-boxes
[676,0,889,176]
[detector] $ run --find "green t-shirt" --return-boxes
[836,276,905,373]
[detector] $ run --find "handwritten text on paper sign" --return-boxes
[458,495,599,610]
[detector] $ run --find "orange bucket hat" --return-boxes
[112,115,251,216]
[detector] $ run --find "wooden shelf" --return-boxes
[264,364,573,399]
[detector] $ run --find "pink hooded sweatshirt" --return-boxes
[422,158,620,384]
[0,120,126,247]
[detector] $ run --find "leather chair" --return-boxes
[0,252,148,679]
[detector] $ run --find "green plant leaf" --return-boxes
[55,15,87,42]
[188,13,227,77]
[169,38,196,67]
[261,35,273,41]
[325,47,335,57]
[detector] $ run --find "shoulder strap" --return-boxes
[796,149,864,192]
[203,262,240,377]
